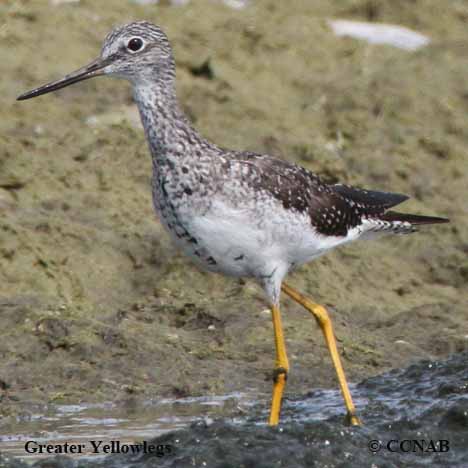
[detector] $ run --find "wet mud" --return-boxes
[1,0,467,465]
[1,352,468,467]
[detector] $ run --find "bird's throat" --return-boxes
[133,83,195,160]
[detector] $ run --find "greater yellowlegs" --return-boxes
[17,21,449,426]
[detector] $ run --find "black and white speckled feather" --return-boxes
[18,21,449,305]
[101,22,447,303]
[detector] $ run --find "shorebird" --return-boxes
[18,21,448,426]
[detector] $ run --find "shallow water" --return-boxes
[1,352,467,467]
[0,393,255,461]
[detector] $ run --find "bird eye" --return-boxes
[127,37,144,52]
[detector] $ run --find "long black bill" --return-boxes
[17,57,111,101]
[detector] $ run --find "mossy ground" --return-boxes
[0,0,467,417]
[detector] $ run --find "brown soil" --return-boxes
[1,0,467,418]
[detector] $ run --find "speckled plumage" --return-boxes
[106,22,446,303]
[16,20,450,428]
[17,21,449,305]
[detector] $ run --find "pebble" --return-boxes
[328,19,430,51]
[130,0,248,8]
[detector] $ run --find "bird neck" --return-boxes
[133,80,204,163]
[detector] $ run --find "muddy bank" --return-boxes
[2,352,468,467]
[1,0,467,421]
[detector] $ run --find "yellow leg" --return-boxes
[268,304,289,426]
[281,282,361,426]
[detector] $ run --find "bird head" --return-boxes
[17,21,174,101]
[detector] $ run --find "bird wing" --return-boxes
[227,151,409,237]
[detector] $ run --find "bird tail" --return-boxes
[380,211,449,226]
[357,210,449,239]
[368,210,450,236]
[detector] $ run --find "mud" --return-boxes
[1,0,467,443]
[1,352,468,467]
